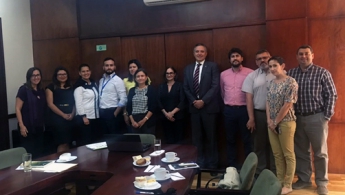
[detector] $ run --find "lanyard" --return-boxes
[100,74,115,96]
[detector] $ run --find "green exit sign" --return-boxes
[96,44,107,51]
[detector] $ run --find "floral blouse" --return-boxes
[267,76,298,122]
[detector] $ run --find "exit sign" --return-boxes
[96,44,107,51]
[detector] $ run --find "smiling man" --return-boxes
[220,48,253,169]
[183,43,220,170]
[288,45,337,195]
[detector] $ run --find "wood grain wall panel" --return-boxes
[266,18,307,70]
[165,30,213,82]
[266,0,306,21]
[80,37,122,82]
[33,38,80,85]
[213,25,266,72]
[309,18,345,123]
[78,0,265,39]
[120,35,165,86]
[30,0,78,40]
[328,124,345,173]
[308,0,345,18]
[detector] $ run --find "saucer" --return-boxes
[133,161,151,167]
[56,156,77,163]
[161,157,180,163]
[150,174,171,181]
[133,181,161,190]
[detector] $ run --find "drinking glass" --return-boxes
[154,138,161,153]
[22,153,32,172]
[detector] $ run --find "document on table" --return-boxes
[86,142,107,150]
[17,162,77,173]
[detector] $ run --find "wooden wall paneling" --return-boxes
[78,0,265,39]
[30,0,78,40]
[308,18,345,124]
[328,124,345,173]
[120,35,165,86]
[308,0,345,18]
[80,37,122,82]
[266,18,308,70]
[265,0,307,21]
[213,25,266,72]
[33,38,81,86]
[164,30,213,82]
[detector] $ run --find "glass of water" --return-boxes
[154,138,161,153]
[22,153,32,172]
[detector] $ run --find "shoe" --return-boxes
[292,180,312,189]
[317,186,328,195]
[281,187,292,195]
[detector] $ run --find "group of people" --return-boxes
[15,43,336,195]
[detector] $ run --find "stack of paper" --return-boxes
[168,163,199,170]
[86,142,107,150]
[17,162,77,173]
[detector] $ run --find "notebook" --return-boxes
[103,134,151,152]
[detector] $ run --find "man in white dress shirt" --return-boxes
[99,57,127,134]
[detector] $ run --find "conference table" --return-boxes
[0,144,198,195]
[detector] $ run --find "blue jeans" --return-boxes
[224,105,252,167]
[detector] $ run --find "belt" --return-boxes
[254,109,266,113]
[295,108,324,116]
[226,105,246,108]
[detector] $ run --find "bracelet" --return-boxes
[144,116,149,120]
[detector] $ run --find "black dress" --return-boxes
[46,84,75,145]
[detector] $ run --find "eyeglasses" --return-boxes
[166,72,175,75]
[31,74,41,78]
[57,73,67,76]
[256,56,270,61]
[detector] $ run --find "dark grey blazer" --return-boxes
[183,61,220,114]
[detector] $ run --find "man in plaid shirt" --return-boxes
[288,45,337,195]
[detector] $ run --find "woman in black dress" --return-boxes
[46,67,75,153]
[158,67,186,144]
[15,67,46,158]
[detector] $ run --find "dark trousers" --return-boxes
[100,108,122,134]
[224,106,252,168]
[191,110,218,168]
[162,118,185,144]
[76,117,101,146]
[20,127,44,159]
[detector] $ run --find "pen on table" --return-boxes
[136,191,154,194]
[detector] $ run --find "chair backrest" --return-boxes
[249,169,282,195]
[124,133,156,145]
[239,152,258,190]
[0,147,27,170]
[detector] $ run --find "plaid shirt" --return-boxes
[287,64,337,120]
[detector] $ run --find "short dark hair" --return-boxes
[78,64,90,71]
[268,56,285,65]
[193,43,207,52]
[228,48,244,59]
[256,49,270,56]
[52,66,71,88]
[134,68,149,87]
[163,66,178,81]
[103,57,115,63]
[297,45,313,54]
[25,67,42,89]
[127,59,143,82]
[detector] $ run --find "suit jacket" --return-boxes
[183,61,220,114]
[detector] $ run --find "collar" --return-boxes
[298,63,313,72]
[195,60,205,66]
[231,65,243,72]
[103,72,116,78]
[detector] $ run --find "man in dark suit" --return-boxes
[183,43,220,169]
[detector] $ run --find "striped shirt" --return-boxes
[287,64,337,120]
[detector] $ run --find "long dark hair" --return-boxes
[25,67,42,89]
[134,68,149,87]
[127,59,142,82]
[52,66,72,88]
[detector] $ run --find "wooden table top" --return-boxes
[0,144,198,195]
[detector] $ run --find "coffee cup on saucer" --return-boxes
[154,168,169,180]
[59,153,71,161]
[165,152,177,162]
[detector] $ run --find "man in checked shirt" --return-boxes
[288,45,337,195]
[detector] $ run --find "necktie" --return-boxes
[193,63,201,97]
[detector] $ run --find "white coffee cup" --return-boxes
[154,168,169,180]
[59,153,71,161]
[165,152,177,161]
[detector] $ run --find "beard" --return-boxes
[105,70,114,75]
[231,60,242,68]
